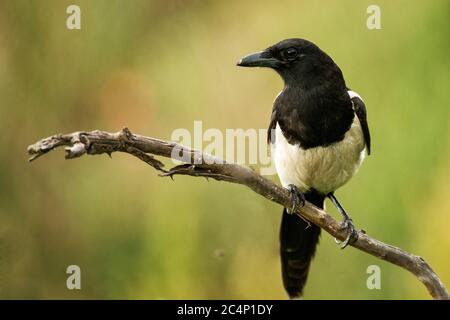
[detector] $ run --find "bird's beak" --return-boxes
[237,51,280,68]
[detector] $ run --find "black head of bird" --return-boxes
[237,38,346,91]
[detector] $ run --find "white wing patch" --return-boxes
[348,90,364,102]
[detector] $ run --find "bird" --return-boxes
[237,38,371,298]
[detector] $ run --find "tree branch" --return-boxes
[27,128,449,300]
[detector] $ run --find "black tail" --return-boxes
[280,191,324,298]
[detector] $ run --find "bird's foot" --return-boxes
[287,184,306,214]
[328,193,358,249]
[335,216,358,249]
[286,185,311,228]
[287,184,310,228]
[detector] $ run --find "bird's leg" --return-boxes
[286,184,310,227]
[328,193,358,249]
[287,184,306,213]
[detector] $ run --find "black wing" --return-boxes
[351,96,371,155]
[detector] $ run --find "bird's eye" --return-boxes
[283,48,298,60]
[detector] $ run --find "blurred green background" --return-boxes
[0,0,449,299]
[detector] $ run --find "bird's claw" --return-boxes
[287,184,305,214]
[335,217,358,249]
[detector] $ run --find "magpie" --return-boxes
[237,38,371,298]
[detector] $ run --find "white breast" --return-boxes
[271,116,366,195]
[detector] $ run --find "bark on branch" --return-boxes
[27,128,449,300]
